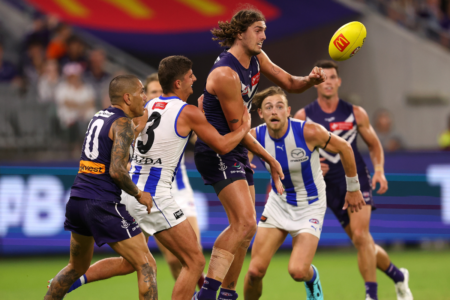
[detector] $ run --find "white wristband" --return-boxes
[346,175,360,192]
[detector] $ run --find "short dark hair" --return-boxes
[211,7,266,47]
[144,73,159,92]
[253,86,287,110]
[109,74,140,105]
[315,60,339,76]
[158,56,192,94]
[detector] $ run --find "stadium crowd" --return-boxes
[358,0,450,48]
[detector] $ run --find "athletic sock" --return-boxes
[197,277,221,300]
[384,263,405,283]
[365,282,378,300]
[218,288,238,300]
[305,266,317,287]
[67,274,88,293]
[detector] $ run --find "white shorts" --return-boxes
[172,186,197,218]
[121,192,187,237]
[258,191,327,239]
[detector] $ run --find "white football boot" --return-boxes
[365,295,376,300]
[395,268,413,300]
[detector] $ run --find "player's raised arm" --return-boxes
[353,105,388,194]
[109,117,152,213]
[258,51,326,93]
[304,122,365,213]
[209,67,285,194]
[177,104,251,156]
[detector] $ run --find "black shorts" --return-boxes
[64,197,142,247]
[326,168,374,228]
[194,151,254,186]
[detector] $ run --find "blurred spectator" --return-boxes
[46,23,72,60]
[59,35,88,70]
[55,63,95,151]
[19,39,45,85]
[438,114,450,150]
[37,60,60,103]
[23,16,50,51]
[374,109,405,152]
[144,73,162,101]
[84,48,110,110]
[0,42,19,84]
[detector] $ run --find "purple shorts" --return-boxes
[325,168,375,228]
[194,151,254,186]
[64,197,142,247]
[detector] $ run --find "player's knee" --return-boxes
[247,265,267,281]
[351,228,371,247]
[231,219,257,239]
[288,265,310,282]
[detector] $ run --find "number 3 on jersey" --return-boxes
[137,112,162,154]
[84,119,104,160]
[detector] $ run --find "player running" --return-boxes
[45,75,157,300]
[243,86,365,300]
[194,8,326,300]
[294,60,413,300]
[56,72,206,295]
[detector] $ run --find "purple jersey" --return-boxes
[195,50,261,157]
[70,107,127,202]
[304,99,368,182]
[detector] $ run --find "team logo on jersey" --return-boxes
[242,85,250,96]
[173,209,184,220]
[309,218,320,225]
[78,160,105,174]
[221,291,233,297]
[218,162,227,172]
[121,219,130,229]
[290,148,309,162]
[152,102,168,110]
[363,191,371,202]
[333,33,350,52]
[324,116,335,122]
[330,122,353,131]
[260,215,268,222]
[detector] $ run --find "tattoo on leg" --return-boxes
[70,239,82,257]
[141,263,158,300]
[45,267,79,300]
[227,281,235,289]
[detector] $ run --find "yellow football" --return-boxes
[328,21,367,61]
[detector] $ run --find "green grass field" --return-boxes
[1,249,449,299]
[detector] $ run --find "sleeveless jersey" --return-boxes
[130,95,191,197]
[71,106,127,202]
[255,119,326,205]
[196,50,261,156]
[304,99,367,181]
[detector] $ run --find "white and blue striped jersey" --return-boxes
[129,96,191,197]
[255,119,326,205]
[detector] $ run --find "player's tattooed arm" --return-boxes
[229,119,239,124]
[110,117,139,197]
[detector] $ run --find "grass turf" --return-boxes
[0,248,448,299]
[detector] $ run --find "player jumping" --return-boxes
[243,86,365,300]
[45,75,157,300]
[294,60,413,300]
[193,7,326,300]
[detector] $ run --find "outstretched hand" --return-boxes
[308,67,327,85]
[268,159,285,195]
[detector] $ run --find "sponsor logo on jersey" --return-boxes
[173,209,184,220]
[221,292,233,296]
[132,155,162,165]
[218,162,227,172]
[233,163,241,169]
[78,160,105,174]
[251,71,260,86]
[260,215,268,222]
[152,102,168,110]
[121,219,130,229]
[333,33,350,52]
[350,46,361,57]
[324,116,335,122]
[309,218,320,225]
[363,191,371,202]
[290,148,309,162]
[94,110,115,118]
[276,145,285,151]
[330,122,353,131]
